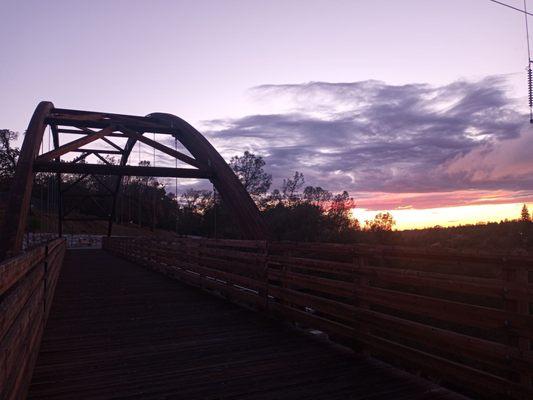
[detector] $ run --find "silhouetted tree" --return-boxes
[181,189,213,213]
[303,186,332,208]
[0,129,20,190]
[365,212,396,232]
[325,191,359,240]
[230,151,272,198]
[521,204,531,222]
[282,171,305,205]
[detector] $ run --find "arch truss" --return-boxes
[0,101,268,259]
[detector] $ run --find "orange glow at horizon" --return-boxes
[351,202,532,231]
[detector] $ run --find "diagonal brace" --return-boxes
[36,126,116,162]
[120,126,205,169]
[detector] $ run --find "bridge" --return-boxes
[1,104,532,399]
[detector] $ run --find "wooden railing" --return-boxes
[0,238,66,400]
[103,236,533,400]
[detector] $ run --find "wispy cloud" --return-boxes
[200,76,530,209]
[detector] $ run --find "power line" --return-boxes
[488,0,533,16]
[524,0,533,122]
[490,0,533,121]
[524,0,531,61]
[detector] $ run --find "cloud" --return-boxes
[200,76,528,209]
[442,125,533,190]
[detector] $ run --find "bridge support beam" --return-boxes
[0,102,54,260]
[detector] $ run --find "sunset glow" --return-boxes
[352,202,533,231]
[3,0,533,231]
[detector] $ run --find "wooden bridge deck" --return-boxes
[27,250,466,400]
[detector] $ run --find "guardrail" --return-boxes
[103,236,533,400]
[0,238,66,400]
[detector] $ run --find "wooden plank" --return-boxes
[199,246,265,263]
[0,247,45,297]
[358,286,532,336]
[0,239,66,400]
[0,286,45,400]
[353,307,533,374]
[269,302,354,340]
[357,332,533,400]
[268,254,354,275]
[269,242,533,268]
[186,263,263,292]
[198,255,263,278]
[356,264,531,301]
[269,269,353,298]
[0,263,45,342]
[268,286,353,322]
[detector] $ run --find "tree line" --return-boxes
[3,129,533,252]
[0,130,396,242]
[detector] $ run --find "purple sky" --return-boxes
[2,0,533,226]
[1,0,527,128]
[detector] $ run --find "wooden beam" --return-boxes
[71,152,92,163]
[33,161,212,179]
[50,124,63,237]
[46,112,176,134]
[62,217,108,221]
[107,136,137,237]
[63,193,112,198]
[71,149,123,155]
[120,127,205,169]
[57,128,125,138]
[0,101,54,260]
[93,152,112,165]
[101,136,124,152]
[36,126,115,162]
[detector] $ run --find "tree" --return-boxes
[0,129,20,189]
[229,151,272,197]
[303,186,332,208]
[260,188,283,209]
[181,189,213,214]
[281,171,305,205]
[365,212,396,232]
[521,204,531,222]
[326,191,359,232]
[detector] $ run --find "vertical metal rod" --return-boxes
[524,0,533,122]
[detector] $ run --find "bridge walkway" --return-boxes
[27,250,466,400]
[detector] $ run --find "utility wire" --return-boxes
[492,0,533,121]
[523,0,533,122]
[525,0,532,61]
[488,0,533,16]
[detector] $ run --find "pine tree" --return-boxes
[520,204,531,222]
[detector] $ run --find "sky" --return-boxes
[2,0,533,229]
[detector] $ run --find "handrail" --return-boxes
[0,238,66,400]
[104,236,533,400]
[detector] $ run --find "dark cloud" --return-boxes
[202,76,527,201]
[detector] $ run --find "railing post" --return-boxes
[43,242,49,315]
[503,259,532,392]
[197,240,205,290]
[280,246,291,314]
[352,248,370,353]
[260,241,269,311]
